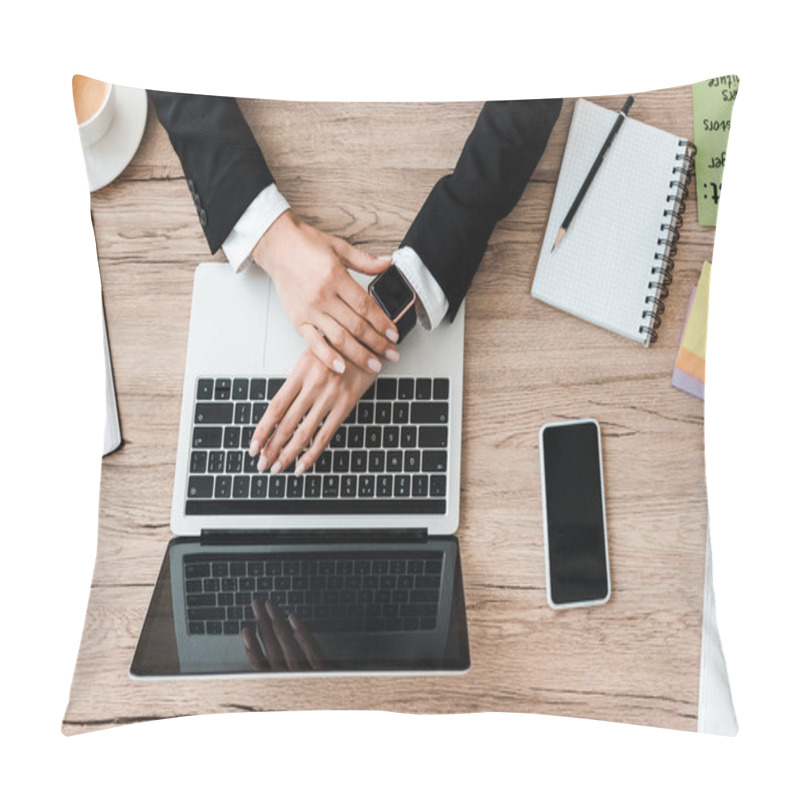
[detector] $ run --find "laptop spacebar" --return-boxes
[185,499,446,515]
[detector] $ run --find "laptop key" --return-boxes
[249,379,266,400]
[411,402,448,424]
[315,451,332,473]
[188,476,213,498]
[193,426,222,448]
[394,475,410,497]
[375,403,392,424]
[351,451,367,472]
[383,426,399,448]
[377,475,393,497]
[208,451,225,473]
[341,475,357,497]
[433,378,449,399]
[323,475,339,497]
[226,451,243,473]
[376,378,397,399]
[223,426,240,449]
[233,476,249,498]
[330,427,347,448]
[401,426,416,448]
[348,426,364,449]
[412,475,428,497]
[190,451,207,473]
[287,475,303,498]
[251,475,268,498]
[358,475,375,497]
[386,451,402,472]
[305,475,321,498]
[393,402,409,424]
[365,427,381,448]
[368,451,385,473]
[214,379,231,400]
[422,450,447,472]
[430,475,446,497]
[333,451,350,473]
[214,475,232,498]
[196,379,214,400]
[195,403,233,424]
[233,379,249,400]
[419,426,448,448]
[398,378,414,400]
[267,378,285,399]
[404,451,421,472]
[235,402,251,424]
[415,378,432,400]
[252,402,268,424]
[357,403,374,424]
[269,475,286,498]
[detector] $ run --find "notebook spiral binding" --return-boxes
[639,140,697,344]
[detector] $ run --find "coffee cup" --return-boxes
[72,76,116,148]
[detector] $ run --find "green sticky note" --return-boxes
[692,76,739,226]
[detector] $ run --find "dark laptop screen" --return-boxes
[131,535,470,677]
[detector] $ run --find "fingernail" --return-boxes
[288,613,299,631]
[257,454,268,472]
[249,440,260,457]
[242,634,252,651]
[295,460,306,476]
[265,601,277,621]
[386,329,399,343]
[333,358,345,374]
[379,255,393,261]
[368,358,382,373]
[385,348,399,363]
[270,460,282,474]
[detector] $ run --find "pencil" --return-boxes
[552,95,635,252]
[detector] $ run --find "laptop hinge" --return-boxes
[199,528,429,546]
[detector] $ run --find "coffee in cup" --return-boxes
[72,75,115,148]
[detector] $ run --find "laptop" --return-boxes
[131,262,470,677]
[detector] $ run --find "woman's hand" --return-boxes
[248,347,376,476]
[251,210,399,375]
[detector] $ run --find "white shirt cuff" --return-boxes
[221,184,291,272]
[391,246,449,330]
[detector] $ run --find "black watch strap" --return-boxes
[395,302,417,343]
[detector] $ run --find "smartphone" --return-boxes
[539,419,610,609]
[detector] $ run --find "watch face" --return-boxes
[372,266,415,319]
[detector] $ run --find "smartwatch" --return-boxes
[369,264,417,343]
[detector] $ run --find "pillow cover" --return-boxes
[65,76,738,735]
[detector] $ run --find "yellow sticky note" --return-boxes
[683,261,711,360]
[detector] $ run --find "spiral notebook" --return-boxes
[532,99,695,346]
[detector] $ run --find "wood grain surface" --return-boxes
[64,85,714,735]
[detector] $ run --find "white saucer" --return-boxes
[81,85,148,192]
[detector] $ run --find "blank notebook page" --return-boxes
[532,99,686,345]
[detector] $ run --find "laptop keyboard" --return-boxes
[185,376,450,516]
[183,551,443,635]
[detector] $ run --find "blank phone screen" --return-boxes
[541,421,609,606]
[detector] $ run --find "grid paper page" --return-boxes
[532,99,686,345]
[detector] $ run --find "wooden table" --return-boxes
[64,84,713,734]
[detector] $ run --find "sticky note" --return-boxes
[692,76,739,226]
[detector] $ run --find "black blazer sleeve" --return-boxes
[400,99,562,322]
[147,90,276,254]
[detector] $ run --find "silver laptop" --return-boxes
[170,262,464,536]
[131,262,469,677]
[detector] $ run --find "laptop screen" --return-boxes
[131,535,470,677]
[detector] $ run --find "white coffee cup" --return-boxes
[73,76,116,148]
